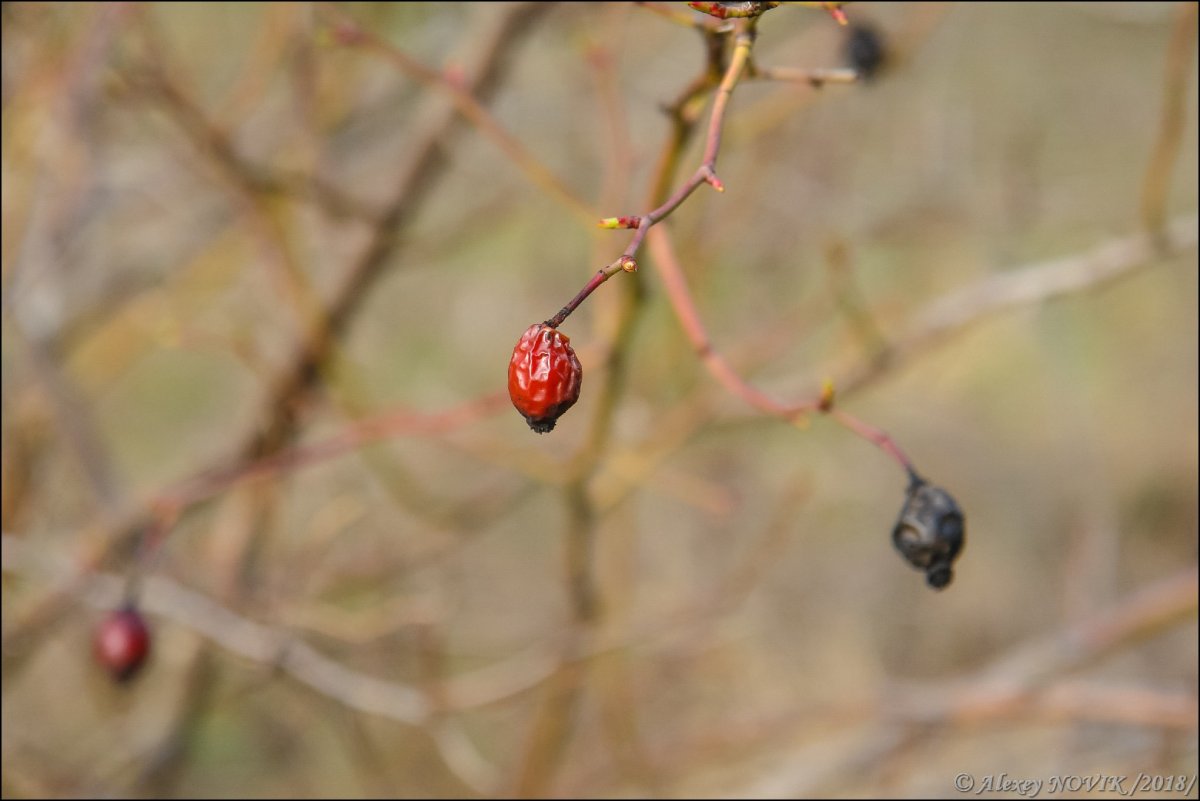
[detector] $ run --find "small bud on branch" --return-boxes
[598,216,642,230]
[818,378,836,412]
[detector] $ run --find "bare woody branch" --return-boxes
[836,214,1200,397]
[6,536,1191,762]
[1140,2,1198,240]
[1,2,551,667]
[646,223,919,474]
[646,216,1199,473]
[319,3,599,226]
[747,65,859,86]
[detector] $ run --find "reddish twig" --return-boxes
[647,223,917,475]
[546,17,759,330]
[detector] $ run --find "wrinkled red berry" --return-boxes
[508,323,583,433]
[94,607,151,683]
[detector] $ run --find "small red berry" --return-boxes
[508,323,583,433]
[94,606,151,683]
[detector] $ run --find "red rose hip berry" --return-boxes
[508,323,582,433]
[94,606,151,683]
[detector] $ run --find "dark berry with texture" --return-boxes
[844,23,887,81]
[508,323,583,433]
[892,477,965,590]
[94,606,151,683]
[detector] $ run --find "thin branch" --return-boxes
[125,15,327,335]
[0,1,551,672]
[547,18,759,329]
[0,533,559,722]
[747,64,859,86]
[1139,2,1197,241]
[836,215,1200,397]
[648,225,813,421]
[824,237,889,363]
[647,223,919,473]
[827,408,917,476]
[648,215,1200,473]
[9,326,123,513]
[9,541,1191,765]
[507,15,752,795]
[320,3,598,226]
[697,565,1200,799]
[635,1,731,32]
[162,392,507,512]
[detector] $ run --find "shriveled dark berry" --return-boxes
[844,23,887,81]
[508,323,583,433]
[892,476,965,590]
[94,606,151,683]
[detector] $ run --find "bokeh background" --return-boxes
[2,2,1197,798]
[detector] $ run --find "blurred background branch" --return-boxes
[2,2,1196,798]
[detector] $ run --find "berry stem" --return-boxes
[826,407,920,480]
[546,264,622,329]
[648,224,821,422]
[648,223,923,480]
[551,19,759,329]
[701,19,755,174]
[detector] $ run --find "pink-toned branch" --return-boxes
[548,18,760,329]
[647,223,917,474]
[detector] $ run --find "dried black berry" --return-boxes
[892,475,965,590]
[844,23,887,81]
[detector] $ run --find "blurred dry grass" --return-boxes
[2,2,1197,798]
